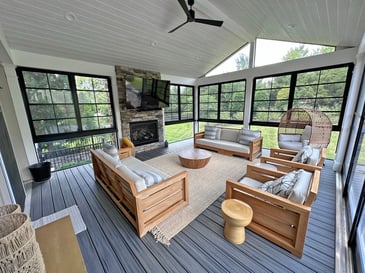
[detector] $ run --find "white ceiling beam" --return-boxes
[197,0,256,41]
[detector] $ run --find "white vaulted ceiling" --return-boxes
[0,0,364,78]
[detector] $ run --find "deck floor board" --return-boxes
[30,140,336,273]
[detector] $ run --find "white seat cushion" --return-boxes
[239,177,263,188]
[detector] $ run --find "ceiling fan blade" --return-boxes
[194,18,223,27]
[177,0,191,19]
[168,21,188,33]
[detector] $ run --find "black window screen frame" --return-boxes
[17,66,117,143]
[164,84,194,125]
[251,63,354,131]
[198,79,246,124]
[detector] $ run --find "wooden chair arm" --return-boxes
[248,136,263,160]
[194,132,204,140]
[226,179,311,213]
[260,156,322,172]
[270,148,298,160]
[246,164,285,182]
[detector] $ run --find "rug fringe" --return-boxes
[150,226,170,246]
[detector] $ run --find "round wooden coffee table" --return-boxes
[177,148,211,169]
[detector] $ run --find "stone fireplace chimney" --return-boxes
[115,66,165,152]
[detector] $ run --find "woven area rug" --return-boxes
[147,151,249,245]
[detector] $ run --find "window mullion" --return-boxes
[288,73,296,110]
[178,86,182,120]
[69,75,82,132]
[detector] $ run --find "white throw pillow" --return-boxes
[307,148,321,165]
[292,145,313,163]
[103,143,119,160]
[288,169,313,204]
[204,126,217,140]
[96,149,121,167]
[301,125,312,142]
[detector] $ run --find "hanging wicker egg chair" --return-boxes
[277,108,332,150]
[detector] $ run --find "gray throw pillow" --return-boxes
[238,129,261,145]
[204,126,217,139]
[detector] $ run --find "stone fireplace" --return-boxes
[115,66,165,152]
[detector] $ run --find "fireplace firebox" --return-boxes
[130,120,159,146]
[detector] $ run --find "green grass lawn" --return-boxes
[165,123,194,143]
[165,122,338,159]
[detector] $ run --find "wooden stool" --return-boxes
[221,199,253,244]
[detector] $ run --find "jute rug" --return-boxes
[146,151,249,245]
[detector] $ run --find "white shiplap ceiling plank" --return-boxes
[0,0,364,77]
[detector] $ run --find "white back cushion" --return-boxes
[279,134,301,142]
[288,170,312,204]
[220,128,240,142]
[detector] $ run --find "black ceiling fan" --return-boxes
[169,0,223,33]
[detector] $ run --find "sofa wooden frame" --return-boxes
[90,149,189,237]
[194,131,263,161]
[225,164,321,257]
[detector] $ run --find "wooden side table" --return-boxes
[118,147,132,159]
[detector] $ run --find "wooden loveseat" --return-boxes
[226,164,321,257]
[194,126,262,160]
[90,149,189,237]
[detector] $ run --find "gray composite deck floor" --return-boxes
[30,141,336,273]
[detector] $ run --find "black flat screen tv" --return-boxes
[125,76,170,110]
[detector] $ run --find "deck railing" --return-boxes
[40,142,104,171]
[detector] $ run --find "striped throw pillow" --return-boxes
[204,126,217,139]
[238,129,261,145]
[133,170,164,187]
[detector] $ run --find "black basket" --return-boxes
[29,162,51,182]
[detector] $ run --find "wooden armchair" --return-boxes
[226,164,321,257]
[269,147,326,167]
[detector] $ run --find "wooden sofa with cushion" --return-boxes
[226,164,321,257]
[194,126,263,160]
[90,148,189,237]
[257,146,326,173]
[269,147,326,167]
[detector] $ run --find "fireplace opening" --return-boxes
[130,120,159,146]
